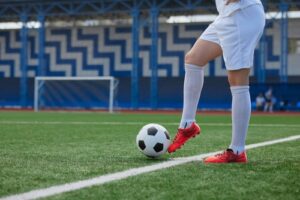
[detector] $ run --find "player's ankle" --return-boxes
[179,120,195,129]
[229,145,245,155]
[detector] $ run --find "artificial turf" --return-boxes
[0,111,299,199]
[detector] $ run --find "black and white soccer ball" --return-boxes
[136,123,171,158]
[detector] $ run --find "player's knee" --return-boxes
[227,76,249,86]
[184,51,193,63]
[185,51,208,66]
[227,69,250,86]
[228,76,238,86]
[228,77,237,86]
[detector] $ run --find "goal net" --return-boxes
[34,76,118,113]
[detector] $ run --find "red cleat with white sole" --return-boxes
[204,149,247,163]
[168,122,201,153]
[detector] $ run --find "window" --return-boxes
[289,38,300,54]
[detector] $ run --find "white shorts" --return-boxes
[200,4,265,70]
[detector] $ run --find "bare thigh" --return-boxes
[185,37,250,87]
[185,38,222,67]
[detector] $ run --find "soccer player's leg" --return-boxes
[204,69,251,163]
[168,35,222,153]
[204,4,265,163]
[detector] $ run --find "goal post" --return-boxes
[34,76,118,113]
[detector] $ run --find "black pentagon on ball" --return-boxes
[138,140,146,150]
[153,143,164,152]
[164,131,170,140]
[147,127,158,136]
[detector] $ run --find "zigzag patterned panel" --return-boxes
[0,31,21,77]
[0,22,292,78]
[0,24,202,78]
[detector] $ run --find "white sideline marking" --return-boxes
[1,135,300,200]
[1,121,300,127]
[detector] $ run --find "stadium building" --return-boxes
[0,0,299,111]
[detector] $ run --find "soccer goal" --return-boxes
[34,76,118,113]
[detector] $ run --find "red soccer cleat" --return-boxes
[168,122,201,153]
[204,149,247,163]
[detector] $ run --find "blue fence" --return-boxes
[1,77,299,111]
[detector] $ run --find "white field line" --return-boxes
[1,135,300,200]
[0,121,300,127]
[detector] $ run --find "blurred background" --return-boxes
[0,0,299,111]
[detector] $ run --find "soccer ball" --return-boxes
[136,123,171,158]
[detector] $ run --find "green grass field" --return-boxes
[0,111,300,200]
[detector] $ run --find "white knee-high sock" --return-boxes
[229,86,251,154]
[179,64,204,128]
